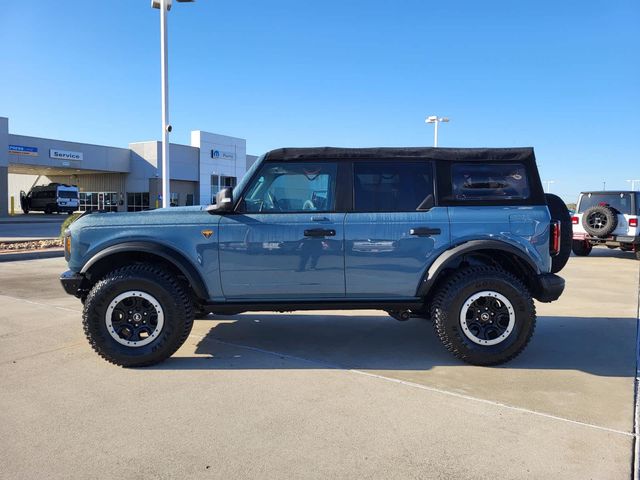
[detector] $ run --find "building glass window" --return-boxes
[211,175,220,203]
[127,192,150,212]
[211,175,236,203]
[79,192,118,212]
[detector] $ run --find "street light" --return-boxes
[425,116,449,147]
[626,179,640,191]
[151,0,195,208]
[542,180,555,193]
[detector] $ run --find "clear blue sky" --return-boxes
[1,0,638,202]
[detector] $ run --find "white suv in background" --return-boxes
[571,191,640,260]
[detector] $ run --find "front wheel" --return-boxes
[431,266,536,366]
[83,264,194,367]
[572,240,592,256]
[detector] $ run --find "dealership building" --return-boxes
[0,116,258,216]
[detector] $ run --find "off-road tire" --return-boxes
[431,266,536,366]
[545,193,572,273]
[572,240,592,256]
[83,263,194,367]
[582,205,618,237]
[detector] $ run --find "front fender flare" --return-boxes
[416,240,541,297]
[80,241,209,300]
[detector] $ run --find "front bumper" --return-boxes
[534,273,565,303]
[60,270,87,298]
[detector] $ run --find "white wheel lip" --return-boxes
[106,291,164,348]
[459,290,515,346]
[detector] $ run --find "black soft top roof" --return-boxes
[263,146,535,162]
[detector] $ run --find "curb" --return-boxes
[0,249,65,262]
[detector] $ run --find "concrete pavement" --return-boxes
[0,250,638,479]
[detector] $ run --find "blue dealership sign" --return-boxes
[8,144,38,157]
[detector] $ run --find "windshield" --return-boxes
[58,190,79,199]
[233,154,264,201]
[578,193,632,214]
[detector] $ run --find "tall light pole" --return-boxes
[425,115,450,147]
[626,179,640,191]
[542,180,555,193]
[152,0,194,208]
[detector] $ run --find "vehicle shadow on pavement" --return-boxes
[156,313,638,377]
[573,247,637,260]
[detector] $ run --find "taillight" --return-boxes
[630,218,638,228]
[550,221,561,256]
[571,216,579,225]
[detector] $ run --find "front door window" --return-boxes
[241,162,337,213]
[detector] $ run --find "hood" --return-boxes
[69,205,213,232]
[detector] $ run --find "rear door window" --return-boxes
[353,161,434,212]
[578,193,632,215]
[451,163,530,200]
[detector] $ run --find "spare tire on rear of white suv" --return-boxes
[545,193,572,273]
[582,205,618,237]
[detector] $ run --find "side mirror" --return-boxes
[206,187,234,215]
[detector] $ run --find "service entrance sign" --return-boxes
[50,149,83,161]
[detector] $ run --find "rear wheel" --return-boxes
[572,240,592,256]
[431,266,536,366]
[83,264,194,367]
[636,250,640,261]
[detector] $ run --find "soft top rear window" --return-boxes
[451,163,530,201]
[578,193,632,214]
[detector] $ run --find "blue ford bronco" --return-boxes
[60,147,569,367]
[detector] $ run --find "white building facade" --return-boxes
[1,115,258,215]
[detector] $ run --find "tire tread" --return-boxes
[430,265,536,366]
[82,263,194,367]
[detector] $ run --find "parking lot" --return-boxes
[0,250,638,479]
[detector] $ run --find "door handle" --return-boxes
[304,228,336,237]
[311,216,330,222]
[409,227,441,237]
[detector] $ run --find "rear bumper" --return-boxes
[534,273,565,303]
[60,270,87,298]
[57,206,78,213]
[573,233,640,245]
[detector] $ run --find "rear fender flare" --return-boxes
[416,240,541,297]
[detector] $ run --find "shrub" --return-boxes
[60,213,82,238]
